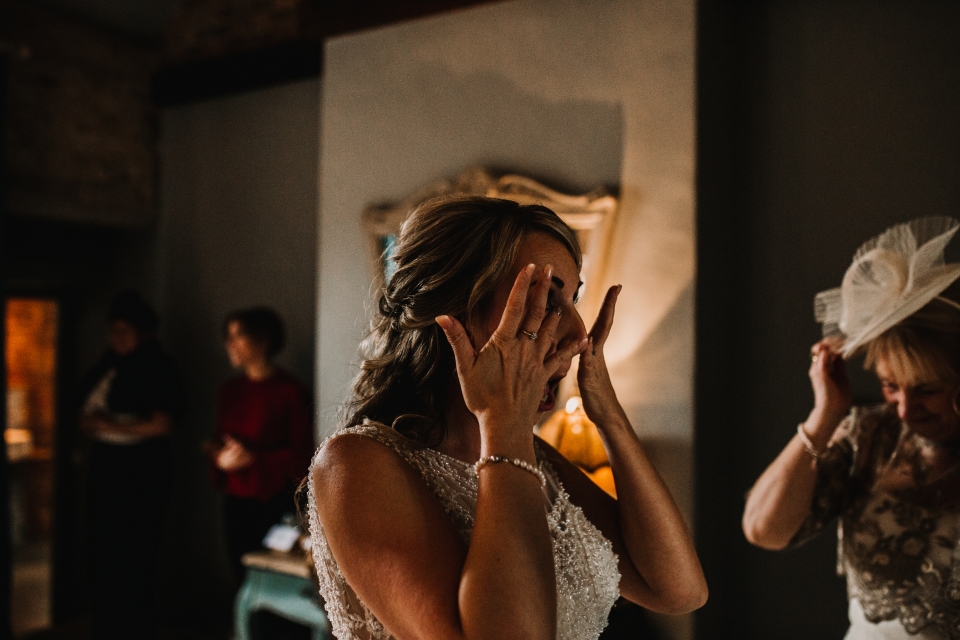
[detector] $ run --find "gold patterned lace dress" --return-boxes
[307,421,621,640]
[792,405,960,639]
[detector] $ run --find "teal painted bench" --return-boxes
[235,550,331,640]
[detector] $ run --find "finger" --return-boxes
[812,350,831,376]
[495,264,537,338]
[823,335,846,354]
[589,285,621,351]
[436,315,477,371]
[535,297,563,357]
[809,342,830,369]
[824,349,838,368]
[545,336,589,375]
[518,264,553,336]
[808,356,820,376]
[829,354,849,381]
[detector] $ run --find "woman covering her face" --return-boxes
[307,196,707,640]
[744,217,960,640]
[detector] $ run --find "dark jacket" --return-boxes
[80,338,185,422]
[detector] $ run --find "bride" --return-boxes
[307,195,706,640]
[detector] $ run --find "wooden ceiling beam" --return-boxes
[152,0,500,107]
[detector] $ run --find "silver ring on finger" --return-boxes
[519,329,537,340]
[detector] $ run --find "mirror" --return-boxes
[361,167,618,290]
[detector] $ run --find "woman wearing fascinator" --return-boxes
[744,217,960,639]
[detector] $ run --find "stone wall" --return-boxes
[1,1,156,227]
[161,0,499,65]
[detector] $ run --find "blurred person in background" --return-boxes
[210,306,314,583]
[80,290,184,640]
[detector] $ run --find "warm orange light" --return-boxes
[5,428,34,462]
[538,396,616,497]
[5,298,58,457]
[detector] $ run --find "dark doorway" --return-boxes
[5,297,58,636]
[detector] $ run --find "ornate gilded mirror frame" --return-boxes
[361,167,619,292]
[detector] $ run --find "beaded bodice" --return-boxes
[792,405,960,638]
[307,422,620,640]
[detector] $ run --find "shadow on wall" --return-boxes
[605,281,696,570]
[609,281,694,434]
[319,64,628,436]
[335,63,625,198]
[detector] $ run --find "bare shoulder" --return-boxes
[311,429,468,638]
[311,425,466,559]
[313,430,402,486]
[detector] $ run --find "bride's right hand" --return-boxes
[436,264,587,451]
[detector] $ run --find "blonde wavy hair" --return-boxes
[341,195,581,446]
[865,297,960,385]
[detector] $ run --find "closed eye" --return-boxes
[545,292,560,314]
[549,275,583,306]
[914,385,944,396]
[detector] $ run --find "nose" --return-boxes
[559,306,588,347]
[894,390,918,420]
[896,395,908,420]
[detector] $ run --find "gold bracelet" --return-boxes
[474,455,546,487]
[796,423,824,460]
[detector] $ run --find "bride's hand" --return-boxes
[437,264,588,450]
[578,285,625,428]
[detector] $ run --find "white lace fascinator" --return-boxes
[815,216,960,358]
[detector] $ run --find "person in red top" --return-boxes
[210,306,314,582]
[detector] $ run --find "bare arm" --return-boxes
[572,286,707,614]
[439,265,587,638]
[742,341,851,549]
[315,435,470,639]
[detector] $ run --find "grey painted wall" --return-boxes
[696,2,960,638]
[153,78,319,630]
[316,1,695,638]
[317,0,696,442]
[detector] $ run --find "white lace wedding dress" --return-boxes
[307,421,621,640]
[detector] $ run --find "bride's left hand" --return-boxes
[577,285,624,427]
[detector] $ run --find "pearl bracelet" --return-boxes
[474,455,547,488]
[796,423,824,460]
